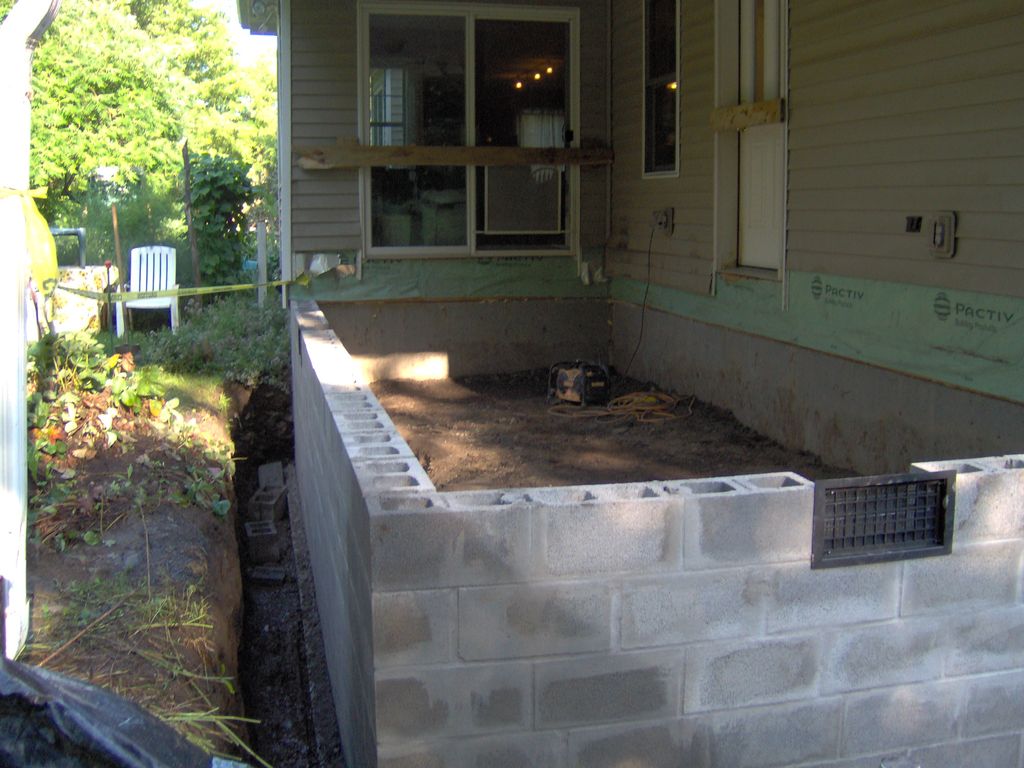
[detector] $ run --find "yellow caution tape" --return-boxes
[0,187,58,295]
[59,278,296,303]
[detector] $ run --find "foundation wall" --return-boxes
[612,302,1024,475]
[293,301,1024,768]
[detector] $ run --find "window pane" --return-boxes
[645,0,677,174]
[369,14,466,247]
[474,18,569,250]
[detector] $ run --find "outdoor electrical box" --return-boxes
[928,211,957,258]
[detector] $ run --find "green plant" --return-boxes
[188,154,255,286]
[142,295,289,389]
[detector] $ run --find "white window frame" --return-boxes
[642,0,680,179]
[358,1,581,259]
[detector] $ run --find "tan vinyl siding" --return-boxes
[289,0,609,256]
[788,0,1024,297]
[608,0,716,293]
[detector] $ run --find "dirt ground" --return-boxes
[372,370,852,491]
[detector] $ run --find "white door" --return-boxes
[738,0,785,270]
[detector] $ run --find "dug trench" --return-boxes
[230,383,343,768]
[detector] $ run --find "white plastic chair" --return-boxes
[115,246,180,337]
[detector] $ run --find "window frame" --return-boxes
[358,1,581,259]
[642,0,680,178]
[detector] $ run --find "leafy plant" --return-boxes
[188,154,255,286]
[142,295,289,390]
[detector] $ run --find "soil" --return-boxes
[372,370,853,490]
[21,365,341,767]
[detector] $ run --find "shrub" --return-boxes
[141,295,289,390]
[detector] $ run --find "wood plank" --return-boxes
[296,143,614,170]
[709,99,784,131]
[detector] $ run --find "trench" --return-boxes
[231,383,344,768]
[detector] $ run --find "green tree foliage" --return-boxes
[189,153,254,285]
[26,0,277,283]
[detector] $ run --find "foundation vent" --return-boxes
[811,470,956,569]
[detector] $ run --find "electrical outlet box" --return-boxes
[928,211,957,258]
[652,207,674,233]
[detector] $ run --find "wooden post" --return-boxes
[111,203,127,333]
[182,141,202,289]
[256,221,267,307]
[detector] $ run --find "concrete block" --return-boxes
[370,506,531,590]
[840,683,959,756]
[733,471,812,491]
[568,718,710,768]
[257,460,285,489]
[621,570,763,649]
[247,485,287,521]
[661,476,743,497]
[906,735,1022,768]
[708,699,842,768]
[535,650,682,728]
[945,606,1024,676]
[961,670,1024,737]
[913,458,1024,543]
[765,560,901,634]
[243,519,280,564]
[685,636,820,712]
[900,540,1023,616]
[457,732,567,768]
[822,618,946,694]
[684,486,813,569]
[536,500,682,577]
[354,458,434,494]
[375,662,532,745]
[372,590,455,667]
[458,583,611,660]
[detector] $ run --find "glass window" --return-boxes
[368,14,467,248]
[644,0,678,174]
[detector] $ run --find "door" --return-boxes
[738,0,785,270]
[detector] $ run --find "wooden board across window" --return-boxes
[296,141,614,170]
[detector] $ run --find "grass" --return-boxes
[144,368,227,415]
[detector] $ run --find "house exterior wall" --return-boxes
[289,0,610,270]
[292,301,1024,768]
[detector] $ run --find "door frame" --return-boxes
[711,0,789,301]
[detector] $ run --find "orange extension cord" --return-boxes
[549,390,691,424]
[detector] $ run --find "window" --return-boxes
[362,5,578,255]
[644,0,678,175]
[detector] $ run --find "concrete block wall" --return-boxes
[292,302,1024,768]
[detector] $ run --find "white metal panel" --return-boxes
[739,122,785,269]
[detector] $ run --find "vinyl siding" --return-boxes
[607,0,716,295]
[788,0,1024,297]
[288,0,610,256]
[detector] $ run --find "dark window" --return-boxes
[644,0,678,174]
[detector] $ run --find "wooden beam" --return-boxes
[709,98,784,132]
[296,142,614,170]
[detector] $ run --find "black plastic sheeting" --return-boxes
[0,657,213,768]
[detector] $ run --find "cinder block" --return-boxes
[822,618,946,694]
[945,606,1024,676]
[370,507,531,590]
[247,485,287,521]
[685,636,820,712]
[534,650,681,728]
[733,472,812,491]
[456,731,567,768]
[567,717,710,768]
[243,519,280,564]
[375,662,532,745]
[708,699,842,768]
[961,670,1024,738]
[765,560,900,634]
[683,486,812,569]
[912,458,1024,543]
[900,540,1024,616]
[372,590,455,667]
[620,570,763,649]
[906,735,1022,768]
[535,500,682,578]
[257,460,285,489]
[459,583,610,660]
[840,683,959,756]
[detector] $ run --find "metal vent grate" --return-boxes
[811,470,956,569]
